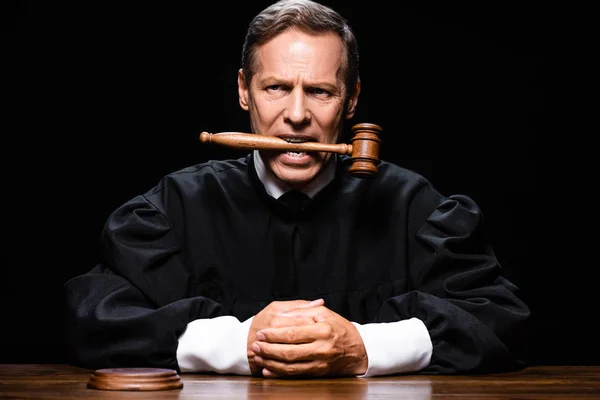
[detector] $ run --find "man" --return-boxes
[64,0,530,378]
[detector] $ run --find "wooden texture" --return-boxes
[199,122,383,177]
[1,364,600,399]
[199,131,353,155]
[87,367,183,391]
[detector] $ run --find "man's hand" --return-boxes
[247,299,324,376]
[250,304,368,378]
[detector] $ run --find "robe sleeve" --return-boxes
[63,193,227,371]
[372,188,531,374]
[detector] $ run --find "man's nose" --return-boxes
[283,89,311,125]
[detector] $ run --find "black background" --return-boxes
[4,2,582,367]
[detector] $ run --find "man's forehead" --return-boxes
[254,29,344,82]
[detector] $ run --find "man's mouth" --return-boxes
[280,136,314,157]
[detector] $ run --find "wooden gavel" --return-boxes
[199,123,383,177]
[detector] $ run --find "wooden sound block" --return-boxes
[87,368,183,391]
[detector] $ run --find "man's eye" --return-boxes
[308,88,330,96]
[267,85,283,91]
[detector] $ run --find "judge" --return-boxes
[64,0,530,378]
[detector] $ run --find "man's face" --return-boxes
[238,29,359,189]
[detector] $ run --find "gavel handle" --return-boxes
[199,132,352,155]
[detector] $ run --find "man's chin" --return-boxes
[268,159,323,188]
[274,173,315,189]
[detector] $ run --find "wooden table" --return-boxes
[1,364,599,399]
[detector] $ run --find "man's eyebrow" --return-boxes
[259,76,340,89]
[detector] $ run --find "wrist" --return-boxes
[247,320,262,376]
[348,323,369,376]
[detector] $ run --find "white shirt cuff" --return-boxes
[176,315,253,375]
[353,317,432,377]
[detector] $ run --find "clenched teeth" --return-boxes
[284,138,309,143]
[286,151,307,157]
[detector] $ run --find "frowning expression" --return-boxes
[238,28,359,189]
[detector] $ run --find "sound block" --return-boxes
[87,368,183,391]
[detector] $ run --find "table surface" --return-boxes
[1,364,599,399]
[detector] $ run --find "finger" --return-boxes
[276,305,328,320]
[254,356,325,377]
[278,299,324,316]
[253,341,317,362]
[262,368,299,379]
[258,323,330,344]
[283,303,335,321]
[269,314,316,329]
[289,298,324,309]
[274,299,317,312]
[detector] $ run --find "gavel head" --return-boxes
[348,123,383,178]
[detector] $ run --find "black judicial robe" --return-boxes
[64,154,530,374]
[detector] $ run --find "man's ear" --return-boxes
[345,80,361,119]
[238,69,249,111]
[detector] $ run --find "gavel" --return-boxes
[199,123,383,177]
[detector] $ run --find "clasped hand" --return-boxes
[247,299,368,378]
